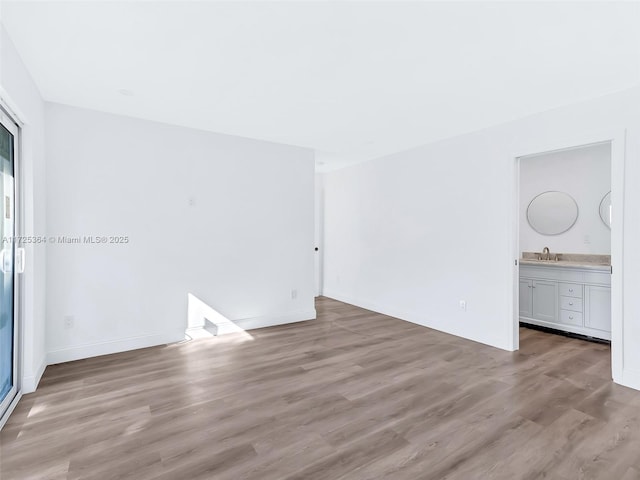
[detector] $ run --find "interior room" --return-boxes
[518,143,612,342]
[1,1,640,479]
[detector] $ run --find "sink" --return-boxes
[520,252,611,270]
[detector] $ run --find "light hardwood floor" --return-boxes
[2,297,640,479]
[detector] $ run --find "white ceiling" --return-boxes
[2,1,639,171]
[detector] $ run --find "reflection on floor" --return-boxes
[1,297,638,480]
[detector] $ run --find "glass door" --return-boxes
[0,111,18,420]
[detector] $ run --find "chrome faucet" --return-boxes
[542,246,550,261]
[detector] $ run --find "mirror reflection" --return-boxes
[527,191,578,235]
[599,191,611,229]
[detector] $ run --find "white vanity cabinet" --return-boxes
[519,264,611,340]
[584,286,611,333]
[519,279,557,322]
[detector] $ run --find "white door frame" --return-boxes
[509,129,625,384]
[314,174,324,297]
[0,104,23,429]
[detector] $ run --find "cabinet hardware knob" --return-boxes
[569,316,574,320]
[569,302,573,305]
[569,289,573,292]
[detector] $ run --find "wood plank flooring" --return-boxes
[2,296,640,479]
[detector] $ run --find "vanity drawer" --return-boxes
[559,283,583,298]
[560,296,583,312]
[559,310,583,326]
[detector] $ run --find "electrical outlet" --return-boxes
[291,289,297,300]
[64,315,75,329]
[459,300,467,311]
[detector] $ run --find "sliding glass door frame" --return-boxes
[0,105,22,428]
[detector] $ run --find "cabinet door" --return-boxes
[519,279,533,317]
[532,280,557,322]
[585,285,611,332]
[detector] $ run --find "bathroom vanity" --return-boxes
[519,253,611,341]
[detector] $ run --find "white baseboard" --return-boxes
[323,289,509,350]
[620,368,640,391]
[186,308,316,338]
[234,308,316,330]
[22,358,47,394]
[42,308,315,384]
[46,331,184,365]
[323,289,415,322]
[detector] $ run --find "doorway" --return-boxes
[511,131,625,384]
[0,107,20,426]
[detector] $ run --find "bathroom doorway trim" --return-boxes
[509,129,626,387]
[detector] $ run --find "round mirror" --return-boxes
[599,191,611,229]
[527,191,578,235]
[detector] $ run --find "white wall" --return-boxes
[323,85,640,389]
[45,104,315,363]
[0,25,47,393]
[314,173,324,296]
[520,143,611,255]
